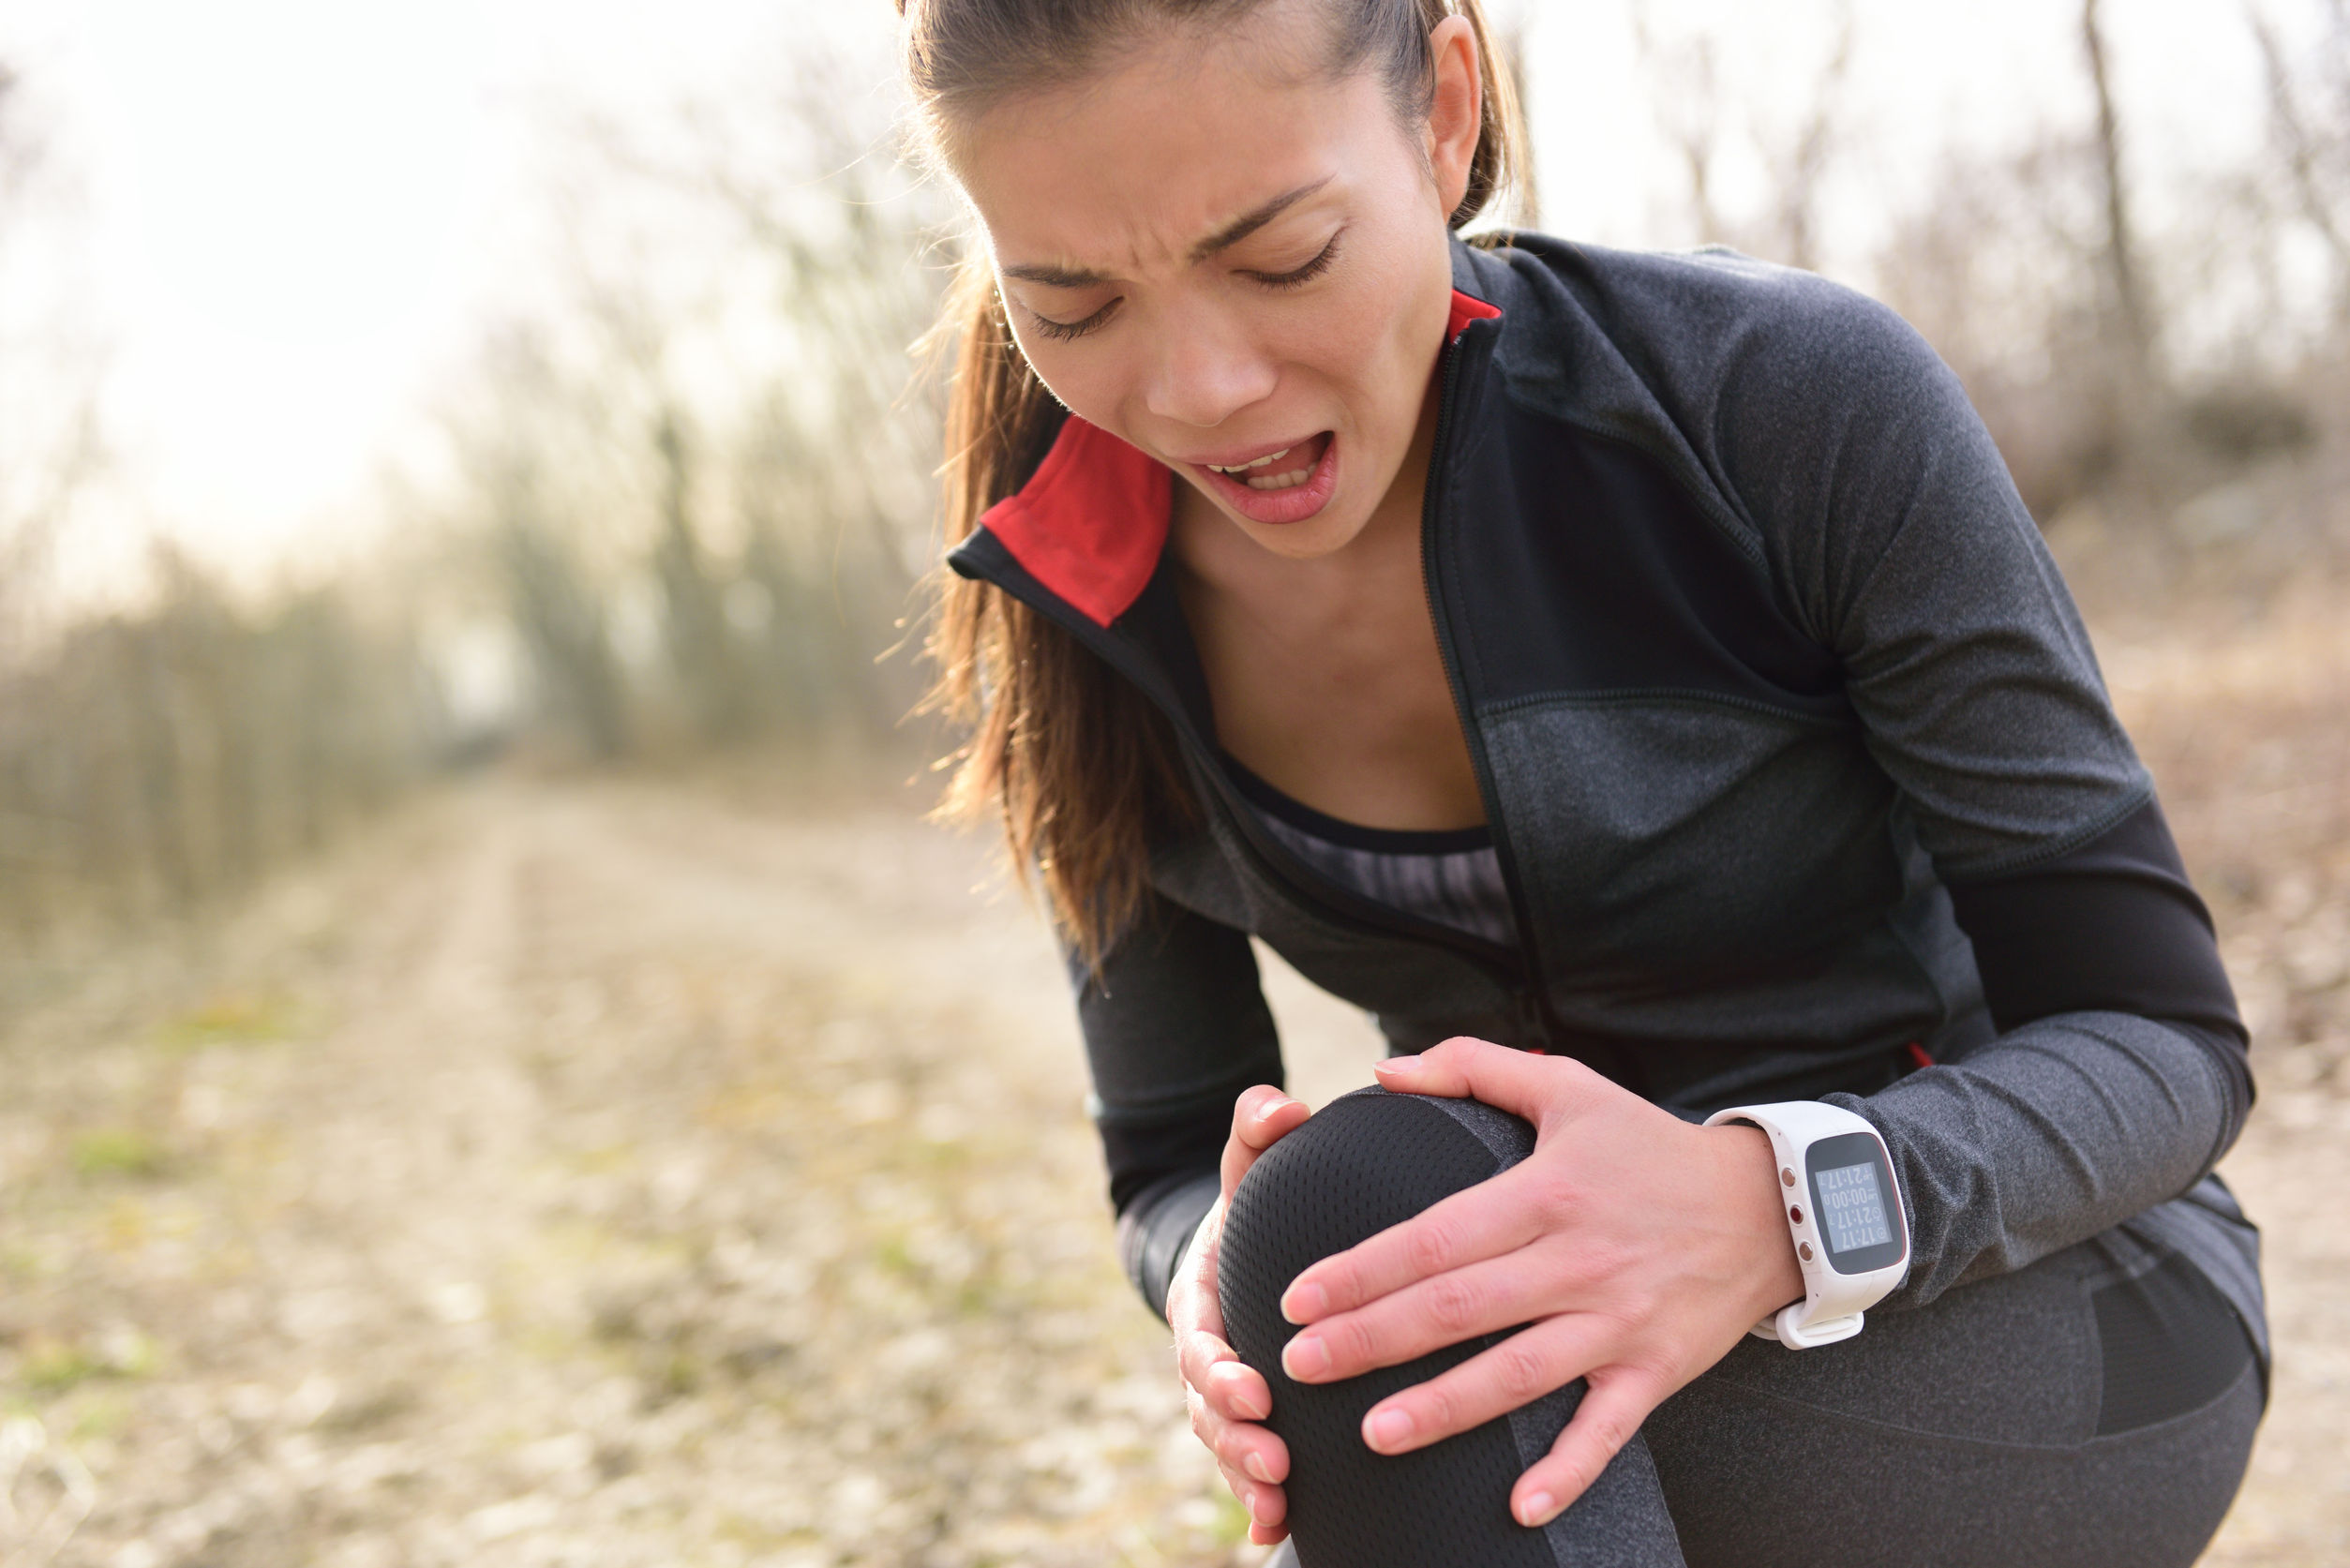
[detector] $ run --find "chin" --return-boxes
[1226,500,1372,560]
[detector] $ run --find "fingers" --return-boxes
[1372,1036,1609,1123]
[1192,1381,1290,1533]
[1190,1369,1292,1532]
[1337,1311,1615,1457]
[1221,1085,1310,1197]
[1176,1322,1261,1417]
[1281,1158,1562,1324]
[1511,1368,1664,1528]
[1213,1449,1290,1536]
[1208,1417,1290,1487]
[1281,1232,1577,1382]
[1249,1516,1292,1546]
[1177,1324,1288,1488]
[1202,1356,1274,1425]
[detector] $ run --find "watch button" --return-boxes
[1799,1243,1815,1262]
[1781,1168,1796,1187]
[1789,1206,1804,1224]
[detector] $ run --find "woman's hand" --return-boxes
[1276,1038,1803,1531]
[1167,1083,1311,1546]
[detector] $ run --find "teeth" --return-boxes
[1208,446,1292,474]
[1245,465,1314,491]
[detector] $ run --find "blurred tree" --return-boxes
[0,546,427,952]
[682,53,950,591]
[1763,0,1855,274]
[490,462,633,764]
[2250,0,2350,324]
[2082,0,2154,365]
[511,39,950,761]
[1626,0,1857,271]
[1628,7,1728,245]
[650,406,752,745]
[0,59,108,664]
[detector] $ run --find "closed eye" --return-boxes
[1026,297,1122,342]
[1022,226,1343,340]
[1246,228,1343,290]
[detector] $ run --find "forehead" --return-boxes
[949,12,1399,274]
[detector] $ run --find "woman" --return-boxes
[903,1,2266,1563]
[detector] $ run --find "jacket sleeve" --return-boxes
[1830,796,2250,1309]
[1722,276,2253,1309]
[1071,885,1285,1321]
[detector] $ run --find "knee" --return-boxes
[1214,1089,1558,1562]
[1218,1087,1526,1343]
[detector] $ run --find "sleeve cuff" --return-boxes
[1117,1170,1222,1322]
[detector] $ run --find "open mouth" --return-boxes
[1190,432,1339,525]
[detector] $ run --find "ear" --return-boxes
[1424,13,1484,220]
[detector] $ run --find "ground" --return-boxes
[0,584,2343,1566]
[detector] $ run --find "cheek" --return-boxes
[1005,327,1121,432]
[1275,255,1430,430]
[1236,262,1415,414]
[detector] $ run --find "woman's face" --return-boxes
[951,7,1482,561]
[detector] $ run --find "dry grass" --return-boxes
[0,780,1286,1567]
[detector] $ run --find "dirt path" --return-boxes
[0,778,1362,1567]
[0,751,2341,1564]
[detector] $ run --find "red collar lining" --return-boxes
[980,288,1502,628]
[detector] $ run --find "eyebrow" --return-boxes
[998,175,1336,289]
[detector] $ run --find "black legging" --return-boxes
[1219,1087,2263,1568]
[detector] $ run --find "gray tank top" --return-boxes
[1222,755,1518,948]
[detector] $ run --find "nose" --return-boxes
[1139,300,1278,429]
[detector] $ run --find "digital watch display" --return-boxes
[1704,1102,1912,1348]
[1805,1130,1907,1274]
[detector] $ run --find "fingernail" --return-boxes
[1377,1054,1420,1070]
[1280,1282,1327,1324]
[1518,1490,1558,1528]
[1280,1334,1330,1380]
[1230,1386,1268,1420]
[1244,1453,1274,1484]
[1364,1408,1413,1451]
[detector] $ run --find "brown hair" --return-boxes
[909,0,1526,962]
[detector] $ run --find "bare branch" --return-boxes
[2250,2,2350,320]
[1761,0,1855,271]
[2081,0,2153,358]
[1628,4,1727,244]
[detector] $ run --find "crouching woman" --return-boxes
[901,0,2268,1561]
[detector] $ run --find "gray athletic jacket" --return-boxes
[945,233,2263,1352]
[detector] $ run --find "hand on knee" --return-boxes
[1267,1039,1799,1524]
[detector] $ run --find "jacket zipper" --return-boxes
[1417,322,1575,1062]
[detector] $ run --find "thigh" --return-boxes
[1643,1236,2264,1568]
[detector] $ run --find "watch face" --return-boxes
[1804,1131,1907,1276]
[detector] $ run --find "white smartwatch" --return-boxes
[1703,1100,1910,1348]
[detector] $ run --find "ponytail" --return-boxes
[921,264,1199,965]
